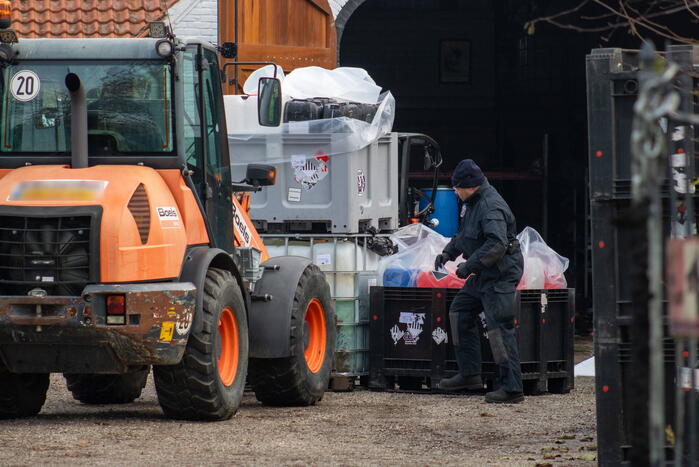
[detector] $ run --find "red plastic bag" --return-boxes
[416,270,465,289]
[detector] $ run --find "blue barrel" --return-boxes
[419,187,459,237]
[383,268,418,287]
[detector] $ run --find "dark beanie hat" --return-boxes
[452,159,485,188]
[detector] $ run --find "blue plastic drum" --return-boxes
[383,268,418,287]
[419,187,460,237]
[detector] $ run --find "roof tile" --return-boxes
[11,1,179,38]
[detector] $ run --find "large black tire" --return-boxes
[64,366,149,404]
[153,268,248,421]
[248,264,335,406]
[0,370,49,419]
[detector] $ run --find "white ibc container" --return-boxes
[231,132,399,234]
[263,234,383,376]
[263,237,379,300]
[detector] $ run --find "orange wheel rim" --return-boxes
[304,298,326,374]
[217,307,239,387]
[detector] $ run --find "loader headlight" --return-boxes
[155,40,173,58]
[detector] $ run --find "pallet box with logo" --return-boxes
[368,287,574,393]
[230,133,398,234]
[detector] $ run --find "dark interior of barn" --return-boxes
[337,0,688,329]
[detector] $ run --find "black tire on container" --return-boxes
[248,264,335,406]
[153,268,248,421]
[0,370,49,419]
[63,366,149,404]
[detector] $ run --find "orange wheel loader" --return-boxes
[0,16,335,420]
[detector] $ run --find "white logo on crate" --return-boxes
[390,325,404,345]
[356,169,366,196]
[293,152,329,191]
[432,327,448,345]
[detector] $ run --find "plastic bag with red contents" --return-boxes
[516,227,569,289]
[378,224,465,287]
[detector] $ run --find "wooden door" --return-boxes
[219,0,337,94]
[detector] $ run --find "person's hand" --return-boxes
[456,262,471,279]
[434,252,452,270]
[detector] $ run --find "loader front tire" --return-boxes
[0,370,49,419]
[64,366,149,404]
[153,268,248,421]
[249,264,335,406]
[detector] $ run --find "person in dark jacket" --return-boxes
[434,159,524,403]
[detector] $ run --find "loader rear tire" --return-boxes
[153,268,248,421]
[64,366,149,404]
[0,370,49,419]
[249,264,335,406]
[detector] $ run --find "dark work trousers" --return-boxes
[449,277,523,393]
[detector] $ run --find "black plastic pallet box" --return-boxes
[586,44,699,466]
[368,287,575,394]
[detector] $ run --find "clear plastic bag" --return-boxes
[378,224,464,288]
[228,66,396,166]
[516,227,569,289]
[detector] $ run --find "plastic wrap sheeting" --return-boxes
[227,65,395,166]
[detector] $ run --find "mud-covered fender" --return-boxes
[179,246,248,336]
[249,256,311,358]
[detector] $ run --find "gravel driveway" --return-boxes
[0,374,596,466]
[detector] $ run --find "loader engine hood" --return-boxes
[0,165,188,290]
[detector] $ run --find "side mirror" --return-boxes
[258,77,282,127]
[245,164,276,187]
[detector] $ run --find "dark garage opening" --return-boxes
[339,0,602,328]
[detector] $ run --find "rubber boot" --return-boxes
[438,373,484,392]
[484,388,524,404]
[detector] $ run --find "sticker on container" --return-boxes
[390,325,404,345]
[540,293,548,314]
[356,169,366,196]
[11,70,40,102]
[404,321,422,345]
[315,253,332,266]
[291,155,306,168]
[160,322,175,342]
[288,187,302,202]
[432,326,448,345]
[399,312,425,325]
[294,151,329,191]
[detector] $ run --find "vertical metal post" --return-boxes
[542,133,549,240]
[632,41,666,467]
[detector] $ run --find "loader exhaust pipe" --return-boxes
[65,73,88,169]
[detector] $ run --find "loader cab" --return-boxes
[179,41,235,251]
[0,38,237,252]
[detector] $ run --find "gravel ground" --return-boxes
[0,374,596,467]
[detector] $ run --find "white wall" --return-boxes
[167,0,218,44]
[329,0,347,18]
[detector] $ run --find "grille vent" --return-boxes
[0,215,92,296]
[128,184,150,244]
